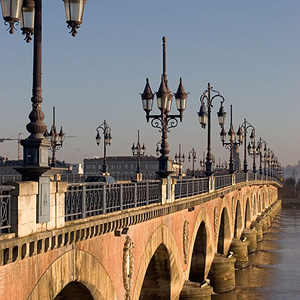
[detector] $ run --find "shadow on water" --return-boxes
[212,209,300,300]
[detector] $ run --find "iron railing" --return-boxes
[65,180,160,221]
[236,172,246,183]
[0,186,14,233]
[175,177,208,199]
[215,175,232,190]
[65,173,282,222]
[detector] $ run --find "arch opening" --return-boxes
[234,200,242,238]
[258,194,262,214]
[139,244,171,300]
[253,195,257,216]
[245,198,251,228]
[54,281,94,300]
[189,222,207,283]
[217,208,230,254]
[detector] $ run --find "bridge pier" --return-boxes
[180,281,213,300]
[241,228,257,253]
[208,253,236,294]
[251,221,263,242]
[229,238,249,269]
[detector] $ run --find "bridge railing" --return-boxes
[235,172,246,183]
[175,177,208,199]
[65,180,160,221]
[215,174,232,190]
[0,186,14,234]
[65,173,282,222]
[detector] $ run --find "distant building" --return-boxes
[0,156,22,182]
[0,157,84,183]
[84,156,160,180]
[282,161,300,181]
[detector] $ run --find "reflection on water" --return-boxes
[212,209,300,300]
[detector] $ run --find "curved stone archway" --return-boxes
[244,198,251,228]
[258,194,262,214]
[217,207,231,255]
[234,200,242,239]
[54,281,94,300]
[188,206,214,280]
[132,224,183,300]
[27,250,118,300]
[189,221,207,283]
[253,194,257,217]
[139,244,171,299]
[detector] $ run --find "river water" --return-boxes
[212,209,300,300]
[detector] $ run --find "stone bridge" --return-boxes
[0,175,282,300]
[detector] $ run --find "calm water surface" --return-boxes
[212,209,300,300]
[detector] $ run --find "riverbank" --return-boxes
[281,198,300,209]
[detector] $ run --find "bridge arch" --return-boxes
[262,192,266,210]
[234,200,243,238]
[132,224,183,300]
[252,194,257,217]
[245,197,251,228]
[54,281,94,300]
[258,194,262,214]
[189,221,207,283]
[27,249,118,300]
[217,207,231,255]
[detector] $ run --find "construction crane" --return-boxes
[1,131,76,162]
[0,133,23,160]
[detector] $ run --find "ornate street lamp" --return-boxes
[257,137,267,176]
[188,148,197,177]
[44,107,65,167]
[198,83,226,176]
[95,120,112,175]
[240,118,255,173]
[0,0,23,34]
[247,128,260,174]
[141,36,188,178]
[174,144,185,177]
[220,105,243,174]
[131,130,145,180]
[1,0,87,181]
[216,158,228,171]
[64,0,87,37]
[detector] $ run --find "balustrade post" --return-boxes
[209,175,215,192]
[160,178,175,204]
[232,173,236,186]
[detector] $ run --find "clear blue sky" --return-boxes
[0,0,299,168]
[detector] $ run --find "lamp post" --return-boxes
[141,36,188,178]
[240,118,255,173]
[44,107,65,167]
[198,83,226,176]
[247,128,260,173]
[131,130,145,181]
[95,120,112,175]
[188,148,197,177]
[257,137,267,176]
[220,105,243,174]
[216,158,228,171]
[174,144,185,177]
[1,0,86,180]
